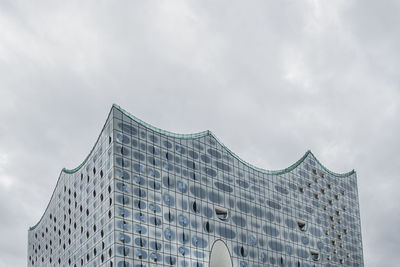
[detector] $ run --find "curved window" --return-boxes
[215,207,228,221]
[297,220,307,231]
[192,201,201,213]
[203,221,214,233]
[310,250,320,261]
[234,246,248,257]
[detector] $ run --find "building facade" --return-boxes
[28,104,364,267]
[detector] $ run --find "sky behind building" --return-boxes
[1,1,399,266]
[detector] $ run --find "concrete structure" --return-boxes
[28,104,364,267]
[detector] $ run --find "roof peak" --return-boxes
[112,104,355,178]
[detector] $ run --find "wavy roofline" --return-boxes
[114,104,355,177]
[29,107,113,231]
[29,104,355,231]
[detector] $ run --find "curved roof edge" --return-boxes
[308,150,355,178]
[29,104,355,231]
[113,104,210,139]
[29,107,113,231]
[114,104,355,177]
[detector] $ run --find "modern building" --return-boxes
[28,104,364,267]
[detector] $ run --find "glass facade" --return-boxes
[28,105,364,267]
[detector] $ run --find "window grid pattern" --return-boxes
[28,106,364,267]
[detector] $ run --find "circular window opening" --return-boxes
[215,207,228,221]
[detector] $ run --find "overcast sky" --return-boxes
[1,0,399,266]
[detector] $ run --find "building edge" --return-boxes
[28,104,356,231]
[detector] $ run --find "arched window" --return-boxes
[210,240,232,267]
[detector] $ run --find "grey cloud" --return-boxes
[0,0,399,266]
